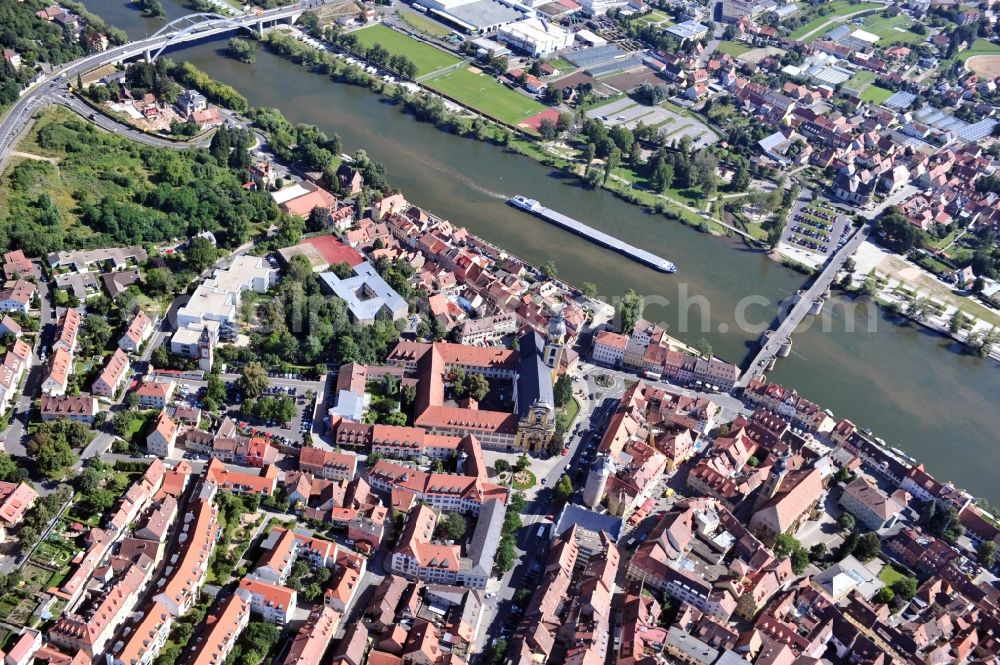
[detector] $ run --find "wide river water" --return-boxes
[81,1,1000,501]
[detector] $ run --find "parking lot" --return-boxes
[783,198,852,258]
[585,98,719,148]
[172,372,325,448]
[225,387,317,447]
[288,27,402,85]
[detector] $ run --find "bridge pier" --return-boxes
[257,18,264,37]
[145,48,152,64]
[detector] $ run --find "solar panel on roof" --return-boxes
[957,119,996,141]
[884,91,916,109]
[565,44,626,68]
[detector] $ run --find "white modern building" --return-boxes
[497,17,574,57]
[318,262,408,325]
[172,256,276,356]
[839,29,879,52]
[666,20,710,42]
[578,0,629,16]
[176,255,276,331]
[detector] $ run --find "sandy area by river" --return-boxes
[854,241,1000,327]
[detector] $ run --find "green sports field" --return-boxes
[395,8,453,39]
[860,85,893,104]
[956,39,1000,62]
[353,24,460,77]
[426,68,545,126]
[789,2,881,41]
[630,10,673,28]
[715,40,752,57]
[843,69,893,104]
[857,14,925,46]
[846,69,876,89]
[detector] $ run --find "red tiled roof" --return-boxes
[152,410,178,443]
[114,601,172,665]
[206,458,278,495]
[282,605,342,665]
[281,187,337,218]
[39,394,97,419]
[94,348,130,393]
[122,310,151,345]
[0,482,37,525]
[2,250,32,278]
[46,348,73,388]
[594,330,629,350]
[135,380,172,399]
[239,576,296,609]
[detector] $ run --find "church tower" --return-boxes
[543,315,566,379]
[198,327,214,373]
[753,455,788,512]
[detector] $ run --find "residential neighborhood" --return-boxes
[0,147,995,663]
[0,0,997,663]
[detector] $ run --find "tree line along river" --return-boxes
[77,0,1000,502]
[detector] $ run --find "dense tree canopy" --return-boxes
[27,420,87,479]
[0,453,27,484]
[0,111,279,256]
[226,37,257,64]
[872,208,926,253]
[169,61,248,113]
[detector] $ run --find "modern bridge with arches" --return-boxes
[141,6,304,62]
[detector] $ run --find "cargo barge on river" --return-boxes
[508,195,677,273]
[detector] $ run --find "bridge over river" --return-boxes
[736,225,869,390]
[0,5,304,164]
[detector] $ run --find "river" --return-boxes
[81,1,1000,501]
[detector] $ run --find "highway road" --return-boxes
[0,79,215,175]
[61,92,214,148]
[0,3,306,170]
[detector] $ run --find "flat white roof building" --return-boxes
[173,256,276,356]
[329,389,367,423]
[212,255,277,294]
[840,28,880,51]
[271,184,312,205]
[177,289,237,330]
[848,29,879,44]
[421,0,525,34]
[497,17,574,56]
[177,256,276,330]
[170,321,219,358]
[574,29,607,47]
[666,20,710,42]
[578,0,629,17]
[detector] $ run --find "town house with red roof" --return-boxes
[146,410,178,458]
[92,348,130,398]
[118,309,153,353]
[238,576,297,626]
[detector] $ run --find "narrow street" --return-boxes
[2,259,57,459]
[470,352,751,656]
